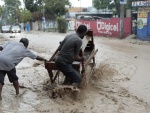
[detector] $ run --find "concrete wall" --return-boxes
[31,20,57,31]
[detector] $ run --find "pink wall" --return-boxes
[76,18,131,38]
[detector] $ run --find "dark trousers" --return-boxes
[132,26,137,35]
[55,60,81,84]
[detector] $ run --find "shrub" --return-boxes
[57,16,67,33]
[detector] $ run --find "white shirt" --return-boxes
[0,41,37,71]
[132,20,137,27]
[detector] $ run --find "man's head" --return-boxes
[76,25,87,39]
[20,38,29,48]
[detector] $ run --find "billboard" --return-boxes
[76,18,131,38]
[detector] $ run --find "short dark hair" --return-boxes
[76,25,87,34]
[20,38,29,47]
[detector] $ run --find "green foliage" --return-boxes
[4,0,21,15]
[24,0,43,21]
[31,11,43,21]
[93,0,110,10]
[25,0,43,13]
[2,0,21,24]
[19,9,32,23]
[0,6,3,16]
[24,0,71,21]
[44,0,71,18]
[4,0,21,7]
[57,16,67,33]
[1,0,32,24]
[4,0,21,14]
[0,6,3,28]
[93,0,139,17]
[126,0,138,11]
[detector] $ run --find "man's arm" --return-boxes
[75,49,85,61]
[36,56,47,61]
[0,46,3,51]
[74,39,83,61]
[25,49,47,61]
[58,35,69,51]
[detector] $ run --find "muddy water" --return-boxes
[96,38,150,103]
[0,32,150,113]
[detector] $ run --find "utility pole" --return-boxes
[120,4,124,39]
[42,1,45,31]
[23,0,25,31]
[120,0,127,39]
[78,0,81,14]
[80,0,81,13]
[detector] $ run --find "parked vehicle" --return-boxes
[1,25,11,33]
[10,25,21,33]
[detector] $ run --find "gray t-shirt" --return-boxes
[0,41,37,71]
[56,33,82,63]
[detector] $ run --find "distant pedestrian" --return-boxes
[132,17,137,35]
[24,25,25,31]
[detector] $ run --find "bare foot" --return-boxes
[15,90,26,98]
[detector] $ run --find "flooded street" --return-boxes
[0,31,150,113]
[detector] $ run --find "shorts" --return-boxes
[0,68,18,85]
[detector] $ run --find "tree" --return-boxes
[25,0,47,21]
[111,0,120,17]
[112,0,139,17]
[4,0,21,14]
[93,0,139,17]
[0,6,3,16]
[93,0,110,11]
[93,0,101,12]
[19,8,32,23]
[44,0,71,19]
[24,0,71,21]
[0,6,3,27]
[3,0,21,24]
[25,0,43,13]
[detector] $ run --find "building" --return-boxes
[132,0,150,40]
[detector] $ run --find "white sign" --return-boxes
[97,20,119,33]
[76,22,91,29]
[120,0,127,4]
[132,1,150,7]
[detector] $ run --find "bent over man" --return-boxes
[55,25,87,86]
[0,38,46,100]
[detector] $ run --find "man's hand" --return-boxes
[75,54,86,62]
[36,56,47,62]
[81,56,86,61]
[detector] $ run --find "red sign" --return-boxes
[76,18,131,38]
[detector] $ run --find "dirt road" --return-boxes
[0,31,150,113]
